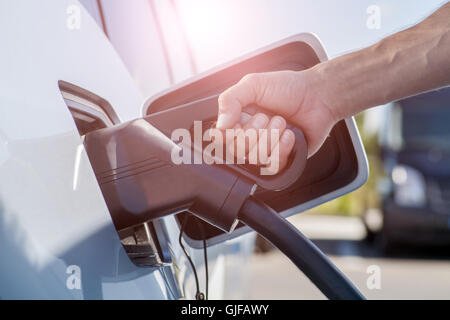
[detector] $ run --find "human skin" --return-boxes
[216,2,450,171]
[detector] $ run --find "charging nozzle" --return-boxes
[84,96,307,233]
[84,118,255,232]
[83,97,365,300]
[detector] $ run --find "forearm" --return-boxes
[311,2,450,121]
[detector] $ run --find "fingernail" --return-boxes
[240,112,252,125]
[281,130,294,143]
[252,114,268,129]
[270,117,284,129]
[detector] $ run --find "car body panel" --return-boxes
[1,0,255,300]
[0,0,182,299]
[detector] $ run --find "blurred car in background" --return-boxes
[365,87,450,251]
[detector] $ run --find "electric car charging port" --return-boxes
[118,222,171,267]
[60,81,171,268]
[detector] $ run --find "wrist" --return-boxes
[303,64,343,124]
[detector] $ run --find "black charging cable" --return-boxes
[196,220,209,300]
[179,214,203,300]
[238,197,365,300]
[179,214,209,300]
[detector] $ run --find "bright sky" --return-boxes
[173,0,446,134]
[80,0,447,133]
[175,0,446,71]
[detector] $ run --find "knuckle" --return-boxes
[241,73,259,85]
[218,92,232,108]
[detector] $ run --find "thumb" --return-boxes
[217,74,260,129]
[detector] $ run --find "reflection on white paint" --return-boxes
[154,270,170,299]
[73,144,84,191]
[208,254,225,300]
[0,132,9,166]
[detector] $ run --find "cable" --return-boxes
[196,220,209,300]
[238,197,366,300]
[178,214,204,300]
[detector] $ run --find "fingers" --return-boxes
[236,114,285,155]
[244,115,291,171]
[266,116,287,154]
[241,113,270,156]
[276,129,296,172]
[217,71,300,173]
[217,74,260,129]
[224,114,295,174]
[263,129,296,175]
[246,115,286,166]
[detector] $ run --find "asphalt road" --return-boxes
[247,215,450,300]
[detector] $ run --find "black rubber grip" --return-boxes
[145,95,308,191]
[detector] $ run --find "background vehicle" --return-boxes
[371,88,450,251]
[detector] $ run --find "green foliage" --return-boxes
[309,112,382,217]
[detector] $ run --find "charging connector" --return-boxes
[84,99,365,300]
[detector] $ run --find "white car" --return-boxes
[0,0,367,300]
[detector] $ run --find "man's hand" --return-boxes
[216,2,450,174]
[217,70,338,172]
